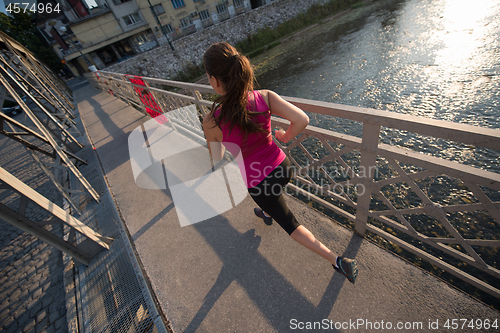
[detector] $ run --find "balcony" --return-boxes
[67,6,111,26]
[61,42,85,56]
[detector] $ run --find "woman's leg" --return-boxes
[252,192,338,266]
[249,170,337,265]
[249,158,341,267]
[250,185,300,235]
[290,226,337,265]
[251,181,359,282]
[249,159,358,282]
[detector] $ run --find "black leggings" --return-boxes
[248,157,301,235]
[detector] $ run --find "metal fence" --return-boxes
[72,116,168,333]
[86,70,500,299]
[0,28,169,333]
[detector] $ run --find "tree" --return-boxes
[0,10,64,73]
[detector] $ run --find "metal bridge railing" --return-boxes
[86,70,500,299]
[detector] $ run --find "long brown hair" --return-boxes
[203,42,266,136]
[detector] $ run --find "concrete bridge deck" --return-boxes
[74,81,499,332]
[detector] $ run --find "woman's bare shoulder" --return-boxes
[203,112,214,124]
[203,112,223,141]
[202,112,218,131]
[256,89,271,108]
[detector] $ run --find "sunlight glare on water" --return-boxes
[257,0,500,170]
[436,0,498,84]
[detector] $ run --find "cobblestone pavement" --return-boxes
[0,109,69,332]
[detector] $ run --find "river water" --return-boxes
[258,0,500,171]
[256,0,500,303]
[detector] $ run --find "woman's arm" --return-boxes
[261,90,309,143]
[202,113,225,161]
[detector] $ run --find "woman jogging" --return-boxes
[202,42,358,284]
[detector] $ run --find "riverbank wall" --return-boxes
[106,0,330,79]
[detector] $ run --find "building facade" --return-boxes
[39,0,273,76]
[139,0,254,44]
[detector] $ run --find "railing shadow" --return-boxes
[131,202,175,241]
[75,85,147,175]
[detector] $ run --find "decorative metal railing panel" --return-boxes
[86,71,500,299]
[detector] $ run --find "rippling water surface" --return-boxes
[258,0,500,171]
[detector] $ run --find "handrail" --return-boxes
[85,71,500,299]
[286,97,500,151]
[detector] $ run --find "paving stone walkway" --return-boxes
[0,223,68,333]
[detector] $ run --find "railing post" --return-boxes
[355,121,381,236]
[192,89,210,116]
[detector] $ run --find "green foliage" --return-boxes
[267,40,281,50]
[247,47,266,59]
[175,61,205,83]
[170,0,362,82]
[0,11,36,46]
[236,0,359,55]
[246,41,282,59]
[0,11,64,73]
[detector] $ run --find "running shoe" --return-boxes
[333,256,358,284]
[254,208,273,225]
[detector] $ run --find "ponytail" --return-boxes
[203,42,266,137]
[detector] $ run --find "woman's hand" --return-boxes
[264,90,309,142]
[274,128,287,142]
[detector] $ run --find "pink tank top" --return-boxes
[214,91,286,188]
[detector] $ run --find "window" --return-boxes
[163,24,174,33]
[171,0,185,9]
[153,4,165,15]
[136,34,151,44]
[123,13,142,26]
[199,10,209,20]
[180,17,192,27]
[112,0,131,4]
[216,3,227,14]
[234,0,243,7]
[72,40,83,49]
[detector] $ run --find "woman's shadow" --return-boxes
[184,216,363,332]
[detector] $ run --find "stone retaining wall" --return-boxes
[106,0,328,80]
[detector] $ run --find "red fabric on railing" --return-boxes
[125,75,168,124]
